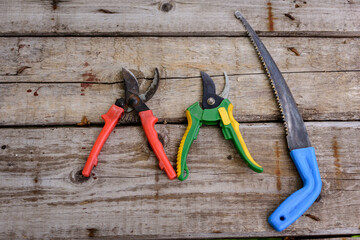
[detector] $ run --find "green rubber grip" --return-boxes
[219,104,263,173]
[177,103,203,181]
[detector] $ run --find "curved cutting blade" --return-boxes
[122,68,140,104]
[235,11,311,150]
[122,68,160,113]
[218,72,230,99]
[200,71,224,109]
[139,68,160,102]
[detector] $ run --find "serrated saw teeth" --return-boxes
[235,11,293,136]
[251,35,288,133]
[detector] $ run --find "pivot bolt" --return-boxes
[207,97,215,105]
[115,98,125,108]
[128,94,140,106]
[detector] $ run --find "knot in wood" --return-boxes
[160,2,173,12]
[70,169,91,184]
[147,133,166,151]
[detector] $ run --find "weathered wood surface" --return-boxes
[1,37,359,80]
[1,71,359,125]
[0,122,359,239]
[0,36,359,125]
[1,0,360,36]
[1,0,359,238]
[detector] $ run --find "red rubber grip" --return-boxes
[82,105,124,177]
[139,110,176,180]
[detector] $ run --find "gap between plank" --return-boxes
[1,31,360,38]
[0,120,359,129]
[1,69,359,83]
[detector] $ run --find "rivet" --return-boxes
[207,97,215,105]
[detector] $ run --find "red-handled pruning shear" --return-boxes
[82,68,177,180]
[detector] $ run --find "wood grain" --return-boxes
[1,37,359,80]
[0,122,359,239]
[1,0,360,36]
[1,71,359,126]
[0,36,359,125]
[1,0,359,239]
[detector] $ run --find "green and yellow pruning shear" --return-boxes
[176,72,263,180]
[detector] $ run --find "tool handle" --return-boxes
[219,104,263,173]
[139,110,176,180]
[268,147,322,231]
[82,105,124,177]
[176,104,203,181]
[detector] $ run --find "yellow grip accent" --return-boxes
[228,104,262,168]
[177,110,192,177]
[218,107,231,125]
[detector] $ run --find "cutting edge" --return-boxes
[234,11,311,150]
[122,68,160,113]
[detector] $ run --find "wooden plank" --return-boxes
[1,0,359,36]
[1,71,359,126]
[0,122,359,239]
[1,37,360,79]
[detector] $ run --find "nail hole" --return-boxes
[1,145,6,150]
[280,216,285,221]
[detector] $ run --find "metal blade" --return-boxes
[200,71,224,109]
[201,71,216,95]
[122,68,150,113]
[218,72,230,99]
[122,68,160,113]
[122,68,140,101]
[139,68,160,102]
[235,11,311,150]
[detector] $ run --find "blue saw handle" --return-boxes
[268,147,322,231]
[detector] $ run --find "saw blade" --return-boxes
[235,11,311,150]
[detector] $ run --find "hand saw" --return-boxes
[235,11,322,232]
